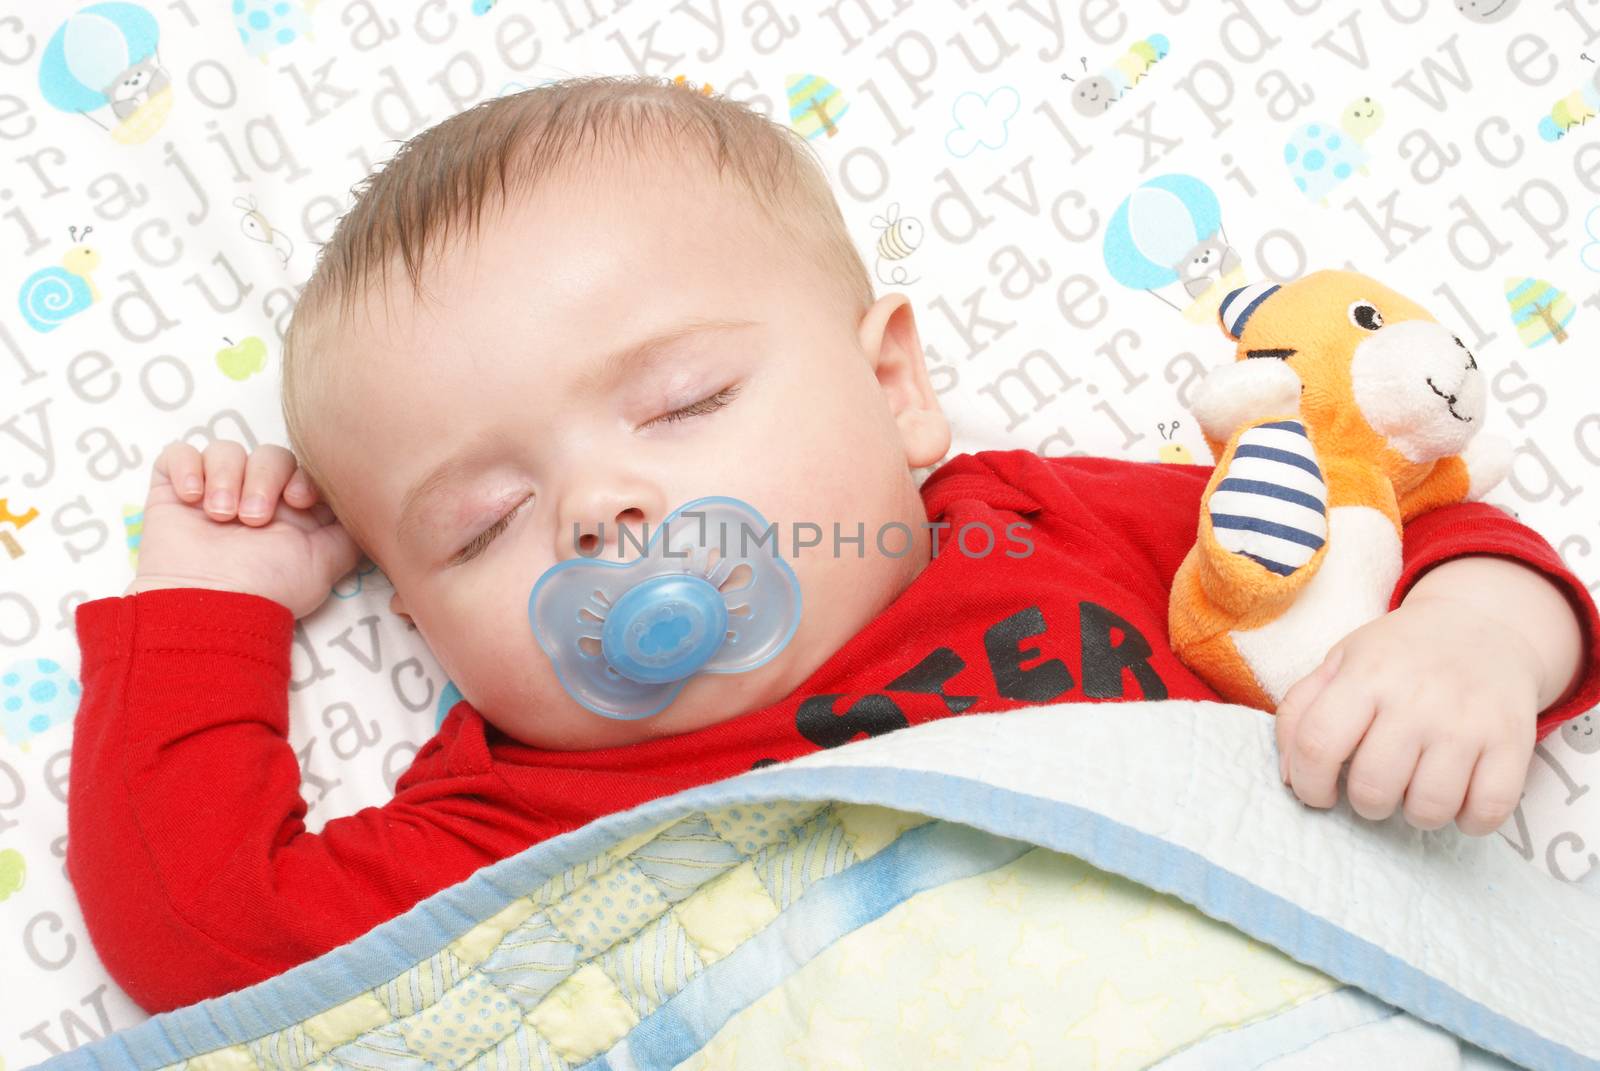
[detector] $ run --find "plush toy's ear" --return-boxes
[1188,358,1303,443]
[1217,281,1281,341]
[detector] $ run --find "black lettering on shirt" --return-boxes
[886,647,978,713]
[984,606,1075,703]
[795,693,910,750]
[1078,600,1168,700]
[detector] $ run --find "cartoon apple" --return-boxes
[216,335,268,380]
[0,848,23,902]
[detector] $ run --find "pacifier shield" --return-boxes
[528,496,802,721]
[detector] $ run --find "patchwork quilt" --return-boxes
[26,701,1600,1071]
[6,2,1600,1068]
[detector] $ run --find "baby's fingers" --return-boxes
[283,466,320,510]
[1287,665,1376,809]
[153,440,205,502]
[1343,715,1423,822]
[1403,742,1477,831]
[1455,743,1531,836]
[1276,645,1347,783]
[200,440,249,520]
[236,445,300,526]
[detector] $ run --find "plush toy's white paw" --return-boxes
[1190,358,1303,444]
[1208,419,1328,576]
[1462,432,1512,500]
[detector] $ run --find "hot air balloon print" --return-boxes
[788,73,849,140]
[232,0,317,62]
[1102,174,1246,323]
[1504,276,1575,347]
[38,3,172,144]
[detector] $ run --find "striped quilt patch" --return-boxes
[1208,419,1328,576]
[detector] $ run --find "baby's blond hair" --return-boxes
[281,74,875,526]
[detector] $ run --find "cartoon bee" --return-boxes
[1157,420,1195,465]
[1537,56,1600,141]
[234,196,295,267]
[871,202,924,285]
[1061,34,1170,117]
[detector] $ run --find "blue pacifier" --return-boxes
[528,496,802,720]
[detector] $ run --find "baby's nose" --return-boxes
[563,506,648,562]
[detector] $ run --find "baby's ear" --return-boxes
[1188,358,1303,443]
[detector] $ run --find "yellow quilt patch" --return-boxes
[672,860,781,963]
[301,990,391,1053]
[525,962,639,1064]
[832,802,933,860]
[447,895,540,970]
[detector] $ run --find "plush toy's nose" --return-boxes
[1349,319,1486,462]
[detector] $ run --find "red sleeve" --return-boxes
[67,587,552,1014]
[1388,501,1600,742]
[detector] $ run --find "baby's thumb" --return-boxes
[312,518,365,586]
[1275,644,1347,783]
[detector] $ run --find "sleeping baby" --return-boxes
[66,74,1600,1014]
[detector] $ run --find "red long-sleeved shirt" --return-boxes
[66,450,1600,1014]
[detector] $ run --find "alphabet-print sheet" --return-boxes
[2,0,1599,1065]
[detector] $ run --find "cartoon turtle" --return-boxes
[1283,96,1385,206]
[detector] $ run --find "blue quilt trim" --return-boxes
[32,765,1595,1071]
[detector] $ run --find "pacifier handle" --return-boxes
[602,573,730,684]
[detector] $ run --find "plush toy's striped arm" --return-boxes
[1205,419,1328,578]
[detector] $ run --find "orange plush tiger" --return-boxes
[1167,270,1512,711]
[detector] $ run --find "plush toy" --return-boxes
[1167,269,1512,711]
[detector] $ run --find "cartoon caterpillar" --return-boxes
[18,225,100,333]
[1061,34,1170,117]
[1538,60,1600,141]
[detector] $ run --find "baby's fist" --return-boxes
[1274,601,1540,836]
[127,440,363,620]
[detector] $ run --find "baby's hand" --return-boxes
[126,440,363,620]
[1273,601,1541,836]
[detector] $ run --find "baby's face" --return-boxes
[312,151,948,749]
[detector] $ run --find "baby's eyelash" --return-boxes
[449,386,741,566]
[452,495,530,565]
[641,384,742,430]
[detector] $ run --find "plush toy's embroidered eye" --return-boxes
[1348,301,1384,331]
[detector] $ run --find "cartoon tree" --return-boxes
[788,73,848,140]
[1505,276,1575,347]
